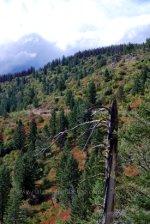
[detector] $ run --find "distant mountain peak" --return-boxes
[0,33,63,75]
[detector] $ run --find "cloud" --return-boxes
[0,0,150,50]
[0,33,63,74]
[0,0,149,74]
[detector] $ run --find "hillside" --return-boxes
[0,41,150,224]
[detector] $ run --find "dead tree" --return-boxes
[102,100,118,224]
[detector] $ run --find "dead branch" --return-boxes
[92,144,106,149]
[82,122,99,151]
[36,119,108,156]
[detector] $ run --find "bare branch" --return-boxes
[82,122,99,151]
[92,144,106,149]
[86,105,110,113]
[36,119,107,156]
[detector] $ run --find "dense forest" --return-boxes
[0,39,150,224]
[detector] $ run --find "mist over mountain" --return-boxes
[0,34,63,75]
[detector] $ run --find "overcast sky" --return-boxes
[0,0,150,50]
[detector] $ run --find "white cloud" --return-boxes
[0,0,150,50]
[16,51,37,58]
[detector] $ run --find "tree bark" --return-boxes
[102,100,118,224]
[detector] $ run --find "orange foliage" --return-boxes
[123,164,139,177]
[40,200,70,224]
[2,132,6,141]
[60,209,70,221]
[130,98,141,110]
[72,147,87,170]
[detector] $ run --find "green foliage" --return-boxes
[70,151,104,223]
[146,38,150,48]
[117,85,125,102]
[14,120,26,151]
[104,87,112,96]
[56,109,68,148]
[86,81,97,105]
[4,189,28,224]
[49,109,56,137]
[132,66,150,95]
[57,140,79,207]
[0,131,4,156]
[13,151,37,196]
[103,68,112,81]
[65,89,74,109]
[28,118,37,150]
[0,165,11,223]
[40,201,52,212]
[117,102,150,223]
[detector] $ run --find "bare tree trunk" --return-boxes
[102,100,118,224]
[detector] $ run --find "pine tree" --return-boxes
[28,119,37,150]
[57,109,67,132]
[0,131,4,156]
[13,153,25,195]
[13,152,36,197]
[14,120,25,152]
[4,189,27,224]
[43,124,50,138]
[58,77,66,92]
[117,85,125,102]
[146,38,150,48]
[65,90,74,109]
[57,141,79,207]
[49,109,56,137]
[86,81,97,105]
[103,68,112,81]
[118,103,150,223]
[0,165,11,224]
[57,109,68,148]
[71,151,104,222]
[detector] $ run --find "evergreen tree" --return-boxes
[118,102,150,223]
[14,120,25,152]
[76,102,92,148]
[4,189,27,224]
[0,131,4,156]
[57,109,67,132]
[13,152,36,197]
[86,81,97,105]
[132,66,149,95]
[58,77,66,92]
[28,119,37,150]
[0,165,11,224]
[117,85,125,102]
[65,89,74,109]
[43,124,50,138]
[57,109,68,148]
[103,68,112,81]
[57,142,79,207]
[68,101,80,129]
[71,151,104,223]
[49,109,56,137]
[146,38,150,48]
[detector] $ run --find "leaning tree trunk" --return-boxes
[102,100,118,224]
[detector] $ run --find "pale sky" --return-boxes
[0,0,150,50]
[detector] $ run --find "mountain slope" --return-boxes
[0,41,150,224]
